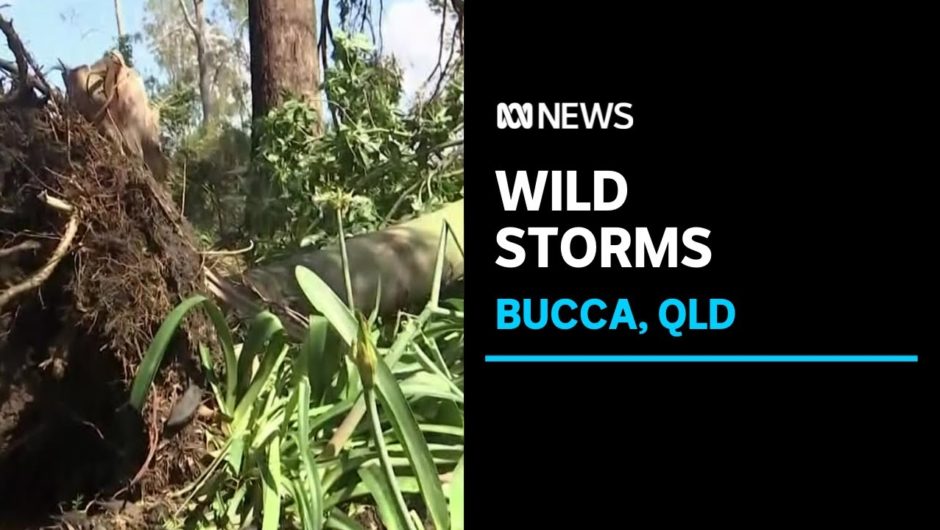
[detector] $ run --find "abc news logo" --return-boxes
[496,102,634,130]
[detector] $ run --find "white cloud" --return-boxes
[381,0,455,102]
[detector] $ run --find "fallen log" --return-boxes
[233,199,464,320]
[0,13,465,528]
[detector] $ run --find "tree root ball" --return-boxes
[0,86,212,525]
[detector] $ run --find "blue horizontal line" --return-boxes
[485,355,919,363]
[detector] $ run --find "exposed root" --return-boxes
[200,239,253,256]
[0,239,40,257]
[0,202,77,311]
[0,14,212,526]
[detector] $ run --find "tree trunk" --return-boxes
[178,0,213,127]
[245,0,323,236]
[114,0,125,39]
[194,0,212,126]
[248,0,323,140]
[233,200,464,319]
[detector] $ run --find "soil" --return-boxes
[0,17,215,528]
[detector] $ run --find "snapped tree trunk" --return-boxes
[178,0,212,126]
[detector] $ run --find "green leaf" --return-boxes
[261,435,283,530]
[429,222,449,308]
[450,456,465,530]
[198,343,226,413]
[296,371,324,529]
[357,465,413,530]
[323,477,424,511]
[418,423,464,438]
[326,509,367,530]
[442,299,463,312]
[226,483,249,525]
[232,333,290,434]
[290,479,315,530]
[303,316,331,405]
[202,301,239,413]
[308,399,355,437]
[369,275,383,325]
[237,311,284,400]
[295,266,357,345]
[223,435,245,476]
[130,295,226,412]
[375,357,450,530]
[400,372,464,403]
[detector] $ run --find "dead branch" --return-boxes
[0,14,57,106]
[0,59,50,99]
[0,15,28,105]
[176,0,199,35]
[204,267,307,339]
[451,0,464,53]
[430,27,459,101]
[424,1,449,89]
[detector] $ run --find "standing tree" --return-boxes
[248,0,323,139]
[114,0,135,65]
[245,0,323,239]
[143,0,249,134]
[114,0,126,39]
[178,0,213,127]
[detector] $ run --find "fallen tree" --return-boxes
[0,14,463,528]
[0,17,211,527]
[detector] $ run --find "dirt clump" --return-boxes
[0,16,214,528]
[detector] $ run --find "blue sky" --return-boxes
[2,0,450,98]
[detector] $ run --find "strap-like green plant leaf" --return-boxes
[290,479,315,530]
[296,349,324,529]
[232,332,289,434]
[374,356,450,530]
[261,435,283,530]
[130,295,233,412]
[357,465,414,530]
[198,343,226,414]
[325,509,367,530]
[324,479,424,512]
[203,301,239,413]
[237,310,284,400]
[450,455,464,530]
[295,266,357,345]
[429,221,449,309]
[303,316,331,405]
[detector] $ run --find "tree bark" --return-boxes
[244,0,323,236]
[178,0,213,127]
[114,0,125,40]
[248,0,323,140]
[234,200,464,319]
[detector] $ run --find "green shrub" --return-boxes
[247,31,464,262]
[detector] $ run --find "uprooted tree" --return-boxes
[0,10,463,526]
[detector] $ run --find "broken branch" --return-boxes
[0,14,28,105]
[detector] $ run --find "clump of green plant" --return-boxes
[142,82,249,245]
[130,215,464,530]
[247,31,464,261]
